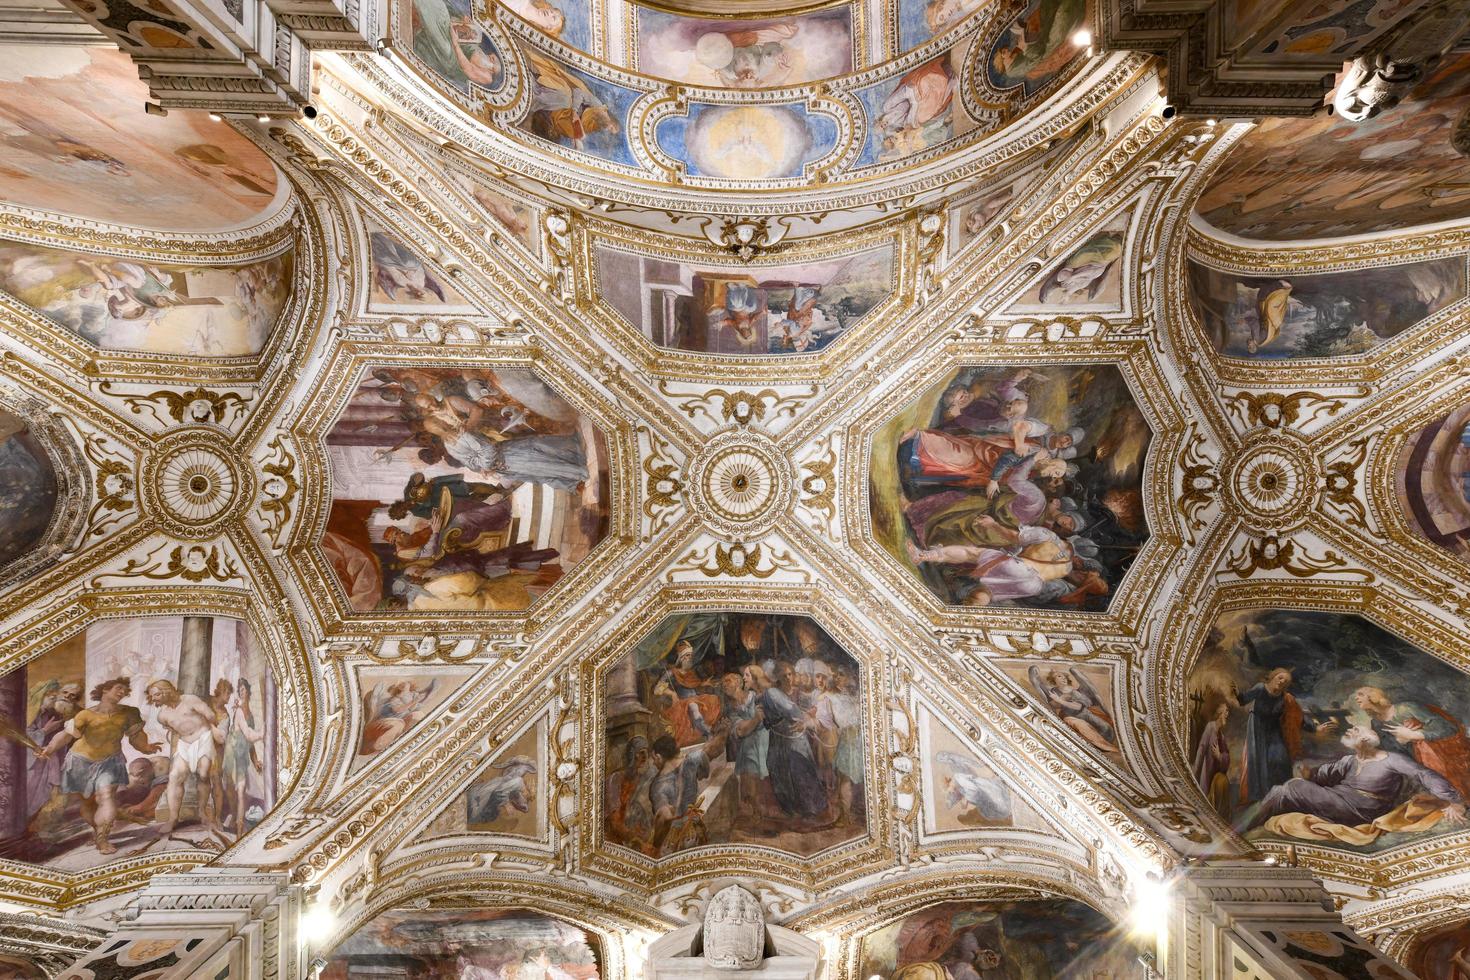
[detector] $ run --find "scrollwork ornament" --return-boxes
[83,433,135,539]
[1224,390,1354,430]
[1322,437,1371,531]
[1223,534,1372,581]
[1176,432,1219,541]
[258,433,300,552]
[101,383,252,428]
[669,540,808,581]
[100,542,242,585]
[658,382,817,427]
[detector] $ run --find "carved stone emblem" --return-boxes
[703,885,765,970]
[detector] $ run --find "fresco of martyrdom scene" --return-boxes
[603,613,866,858]
[0,616,276,868]
[0,407,58,574]
[594,243,894,354]
[1186,255,1466,359]
[870,364,1152,612]
[1397,399,1470,563]
[0,241,292,357]
[636,8,852,87]
[0,45,279,230]
[1188,610,1470,851]
[320,366,609,613]
[320,908,601,980]
[859,898,1141,978]
[1194,52,1470,240]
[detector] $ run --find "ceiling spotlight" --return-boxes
[1160,104,1177,119]
[1205,118,1218,126]
[257,114,271,122]
[1072,28,1092,47]
[208,112,223,122]
[300,902,337,947]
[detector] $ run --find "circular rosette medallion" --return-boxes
[688,429,796,537]
[1225,430,1319,533]
[141,429,252,538]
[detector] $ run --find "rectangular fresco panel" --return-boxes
[870,364,1152,612]
[0,242,292,356]
[637,8,852,86]
[424,721,543,838]
[455,175,540,254]
[1188,610,1470,851]
[0,617,276,868]
[322,909,601,979]
[859,899,1141,977]
[1187,256,1466,359]
[1000,662,1123,757]
[354,666,474,767]
[603,613,865,857]
[366,224,472,309]
[320,366,609,613]
[596,243,893,354]
[1012,213,1128,309]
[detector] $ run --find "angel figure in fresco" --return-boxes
[1028,665,1119,753]
[874,57,956,161]
[771,286,843,352]
[359,679,439,755]
[525,52,621,154]
[707,282,765,352]
[466,755,537,824]
[693,22,799,88]
[936,751,1012,823]
[369,232,449,303]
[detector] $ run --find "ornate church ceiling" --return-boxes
[0,0,1469,975]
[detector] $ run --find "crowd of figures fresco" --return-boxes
[0,45,278,230]
[0,241,292,356]
[871,364,1151,611]
[1188,610,1470,850]
[1398,401,1470,563]
[1186,256,1467,359]
[321,909,601,980]
[0,616,276,869]
[595,245,893,354]
[859,899,1140,978]
[603,613,865,857]
[321,366,609,613]
[0,408,57,574]
[1195,52,1470,240]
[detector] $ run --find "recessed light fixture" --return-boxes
[208,112,223,122]
[1072,28,1092,47]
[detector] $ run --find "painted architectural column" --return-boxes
[177,615,214,700]
[1169,862,1413,979]
[0,665,27,838]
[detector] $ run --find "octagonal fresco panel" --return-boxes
[1187,610,1470,852]
[0,616,276,868]
[604,613,864,858]
[859,898,1140,977]
[1407,918,1470,978]
[870,364,1151,611]
[321,366,610,613]
[321,908,601,978]
[0,408,58,574]
[1397,404,1470,562]
[1186,256,1466,360]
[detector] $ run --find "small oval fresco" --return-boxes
[0,45,280,231]
[1397,401,1470,563]
[594,242,895,355]
[604,612,866,858]
[657,103,840,181]
[1195,52,1470,241]
[983,0,1088,97]
[1187,610,1470,853]
[0,408,58,575]
[0,241,293,357]
[1185,255,1466,360]
[870,363,1152,612]
[321,908,602,978]
[320,365,610,614]
[409,0,507,95]
[860,899,1141,977]
[0,616,278,868]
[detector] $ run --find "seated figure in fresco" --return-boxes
[605,735,657,847]
[875,57,956,161]
[654,641,724,747]
[1244,726,1467,838]
[693,23,799,88]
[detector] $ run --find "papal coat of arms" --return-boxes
[703,884,766,970]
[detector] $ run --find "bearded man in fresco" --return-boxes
[1229,667,1339,804]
